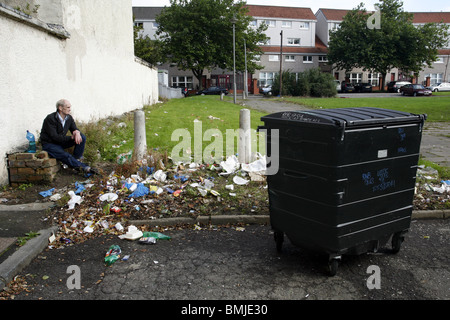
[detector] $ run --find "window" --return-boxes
[435,57,444,63]
[285,55,295,62]
[287,38,300,45]
[269,55,280,62]
[264,20,276,27]
[299,22,310,29]
[346,73,363,84]
[250,20,257,27]
[152,22,159,29]
[318,56,328,62]
[368,73,381,86]
[134,22,143,28]
[259,72,278,86]
[303,56,313,63]
[426,73,443,85]
[282,21,292,28]
[172,76,193,89]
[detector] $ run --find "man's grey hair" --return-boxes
[56,99,69,111]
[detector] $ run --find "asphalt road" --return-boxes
[12,219,449,302]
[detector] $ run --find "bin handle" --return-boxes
[283,170,309,179]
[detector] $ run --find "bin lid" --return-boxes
[261,107,426,127]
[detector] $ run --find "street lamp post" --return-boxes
[232,15,237,104]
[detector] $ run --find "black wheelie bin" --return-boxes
[259,107,426,275]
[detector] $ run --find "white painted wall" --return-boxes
[0,0,158,185]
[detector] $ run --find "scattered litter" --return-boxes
[233,176,249,185]
[74,182,85,194]
[50,193,62,201]
[122,255,130,261]
[67,191,82,209]
[235,227,245,232]
[118,225,143,240]
[139,237,157,245]
[115,222,124,232]
[128,183,149,198]
[154,170,167,182]
[99,193,118,202]
[142,231,171,240]
[39,188,55,198]
[104,245,121,266]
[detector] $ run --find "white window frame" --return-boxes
[346,73,363,84]
[282,21,292,28]
[303,56,313,63]
[299,21,310,29]
[172,76,193,89]
[259,72,278,86]
[368,73,381,86]
[318,56,328,62]
[152,22,159,29]
[269,55,280,62]
[287,38,301,46]
[285,55,295,62]
[264,20,276,28]
[426,73,443,85]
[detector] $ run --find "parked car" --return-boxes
[259,85,272,96]
[334,80,341,93]
[400,84,432,96]
[196,86,228,95]
[341,82,355,93]
[427,82,450,92]
[354,82,373,93]
[387,81,411,93]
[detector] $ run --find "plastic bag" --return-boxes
[128,183,149,198]
[104,245,121,266]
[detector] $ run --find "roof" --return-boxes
[246,5,316,20]
[132,7,164,20]
[318,8,450,24]
[317,8,351,21]
[412,12,450,24]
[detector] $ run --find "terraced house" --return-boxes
[316,8,450,87]
[133,4,450,92]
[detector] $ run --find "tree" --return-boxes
[134,24,163,66]
[155,0,267,89]
[327,0,449,90]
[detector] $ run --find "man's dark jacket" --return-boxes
[40,112,79,145]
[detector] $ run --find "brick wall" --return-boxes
[7,151,60,187]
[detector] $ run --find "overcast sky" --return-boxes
[131,0,450,13]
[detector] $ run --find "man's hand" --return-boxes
[72,130,82,145]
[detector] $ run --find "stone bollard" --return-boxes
[134,110,147,162]
[239,109,251,164]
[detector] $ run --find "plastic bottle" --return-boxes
[26,130,36,153]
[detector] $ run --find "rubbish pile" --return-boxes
[42,155,268,249]
[414,166,450,210]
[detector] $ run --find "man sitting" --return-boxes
[40,99,98,175]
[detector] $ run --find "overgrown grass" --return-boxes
[277,96,450,122]
[78,96,266,165]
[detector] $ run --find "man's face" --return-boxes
[59,101,72,116]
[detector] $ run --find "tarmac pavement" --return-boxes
[0,96,449,297]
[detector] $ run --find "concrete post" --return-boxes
[239,109,251,164]
[134,110,147,162]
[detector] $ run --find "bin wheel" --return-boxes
[391,233,404,254]
[328,259,339,277]
[274,231,284,252]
